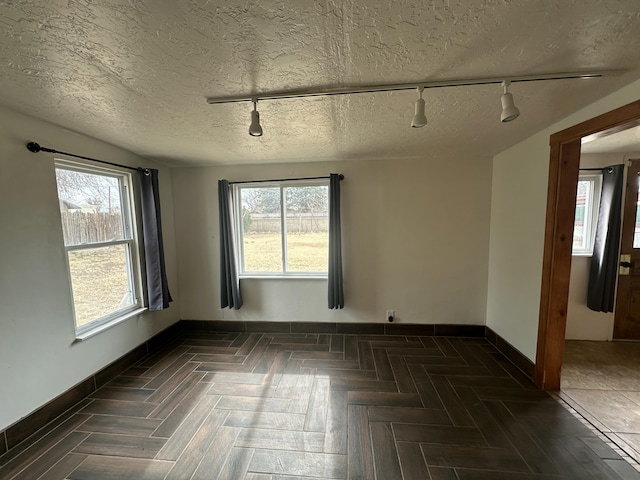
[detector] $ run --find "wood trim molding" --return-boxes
[536,98,640,390]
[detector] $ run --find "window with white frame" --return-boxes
[573,174,602,255]
[234,180,329,275]
[55,161,142,333]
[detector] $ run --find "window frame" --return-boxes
[233,179,330,278]
[572,173,602,256]
[55,159,144,336]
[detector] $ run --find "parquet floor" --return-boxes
[1,330,639,479]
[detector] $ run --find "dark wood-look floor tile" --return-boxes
[396,442,429,480]
[428,465,460,480]
[388,355,417,394]
[394,423,486,446]
[348,405,375,480]
[304,377,330,432]
[0,414,90,479]
[217,447,255,479]
[482,400,560,475]
[421,444,531,472]
[454,386,512,448]
[150,382,210,439]
[163,409,228,479]
[330,334,344,353]
[248,449,346,478]
[107,376,153,389]
[155,397,225,461]
[4,331,636,480]
[144,356,196,394]
[225,411,306,430]
[90,386,154,402]
[348,391,422,407]
[236,429,325,452]
[68,456,173,480]
[192,426,240,480]
[38,453,87,480]
[74,433,166,459]
[368,406,452,425]
[78,415,162,436]
[372,347,395,382]
[430,375,475,427]
[324,389,348,454]
[370,422,403,480]
[80,399,157,418]
[148,371,205,420]
[11,432,89,480]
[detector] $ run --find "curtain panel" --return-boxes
[587,164,624,312]
[218,179,243,309]
[138,169,172,311]
[328,173,344,309]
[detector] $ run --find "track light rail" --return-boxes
[206,70,621,105]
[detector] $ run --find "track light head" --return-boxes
[500,81,520,123]
[249,99,263,137]
[411,87,427,128]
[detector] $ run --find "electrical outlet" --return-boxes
[386,310,394,322]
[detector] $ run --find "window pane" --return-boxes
[285,186,329,272]
[634,188,640,248]
[68,244,134,328]
[573,180,590,250]
[56,169,125,245]
[240,187,282,272]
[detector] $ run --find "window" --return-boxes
[573,174,602,255]
[55,161,142,334]
[235,181,329,275]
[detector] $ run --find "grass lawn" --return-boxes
[68,245,134,328]
[243,232,328,273]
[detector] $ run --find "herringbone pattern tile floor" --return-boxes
[1,331,638,479]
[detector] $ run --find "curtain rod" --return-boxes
[26,142,150,175]
[579,167,614,172]
[229,174,344,185]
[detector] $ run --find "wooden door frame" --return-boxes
[535,99,640,390]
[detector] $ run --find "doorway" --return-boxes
[535,99,640,391]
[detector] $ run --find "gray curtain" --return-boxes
[138,169,172,311]
[218,180,243,309]
[587,164,624,312]
[328,173,344,309]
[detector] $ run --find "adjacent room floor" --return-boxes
[1,331,639,479]
[561,340,640,469]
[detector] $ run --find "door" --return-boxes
[613,159,640,339]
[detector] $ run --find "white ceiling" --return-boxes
[582,126,640,154]
[1,0,640,167]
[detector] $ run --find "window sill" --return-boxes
[74,307,148,342]
[572,251,593,257]
[240,275,328,280]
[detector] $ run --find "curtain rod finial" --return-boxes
[26,142,41,153]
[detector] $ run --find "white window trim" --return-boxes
[573,173,602,256]
[233,179,330,278]
[55,159,145,338]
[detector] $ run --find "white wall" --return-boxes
[0,106,180,431]
[565,153,625,341]
[172,156,492,326]
[487,78,640,361]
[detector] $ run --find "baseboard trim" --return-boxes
[0,321,182,452]
[181,320,487,337]
[485,326,535,380]
[0,319,535,460]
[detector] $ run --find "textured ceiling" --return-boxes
[1,0,640,166]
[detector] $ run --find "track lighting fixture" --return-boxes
[248,99,263,137]
[411,87,427,128]
[500,81,520,123]
[205,70,616,134]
